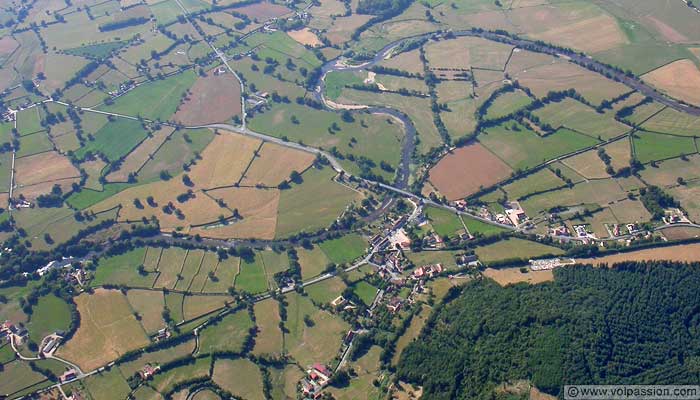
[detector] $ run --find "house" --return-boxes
[506,208,528,226]
[454,200,467,210]
[387,297,403,313]
[423,233,444,249]
[155,328,170,341]
[412,264,443,280]
[140,364,160,379]
[550,225,569,236]
[330,296,347,308]
[60,369,78,383]
[456,254,478,266]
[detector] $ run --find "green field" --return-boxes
[351,281,378,305]
[64,41,128,59]
[83,368,131,400]
[276,166,359,238]
[484,90,532,120]
[66,183,134,210]
[319,234,367,265]
[249,102,404,180]
[235,255,268,294]
[425,207,464,237]
[98,70,197,121]
[479,122,600,171]
[17,132,52,158]
[633,131,696,164]
[92,247,157,288]
[324,71,364,101]
[75,118,150,162]
[198,310,254,354]
[305,276,347,305]
[26,295,72,344]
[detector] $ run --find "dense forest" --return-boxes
[397,262,700,399]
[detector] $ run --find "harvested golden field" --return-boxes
[425,36,513,70]
[287,28,322,47]
[577,243,700,265]
[483,267,554,286]
[428,144,513,200]
[188,132,260,188]
[173,70,242,126]
[92,178,231,232]
[529,14,626,53]
[57,289,150,371]
[642,59,700,106]
[14,151,80,199]
[106,127,174,182]
[240,143,315,187]
[193,187,280,240]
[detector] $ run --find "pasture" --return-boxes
[305,276,347,305]
[99,70,197,121]
[632,131,696,164]
[75,118,150,162]
[126,289,166,334]
[318,234,367,265]
[26,295,72,344]
[212,358,265,400]
[198,310,254,354]
[533,98,631,139]
[252,299,283,356]
[297,245,332,280]
[275,166,360,238]
[284,292,349,367]
[475,238,564,263]
[173,69,242,126]
[478,122,599,171]
[235,254,269,294]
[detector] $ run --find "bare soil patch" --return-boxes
[428,144,513,200]
[483,267,554,286]
[287,28,322,47]
[173,70,242,126]
[237,1,292,19]
[642,59,700,106]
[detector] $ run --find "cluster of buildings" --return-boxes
[410,263,443,280]
[663,208,690,225]
[1,320,28,345]
[300,363,332,398]
[529,258,576,271]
